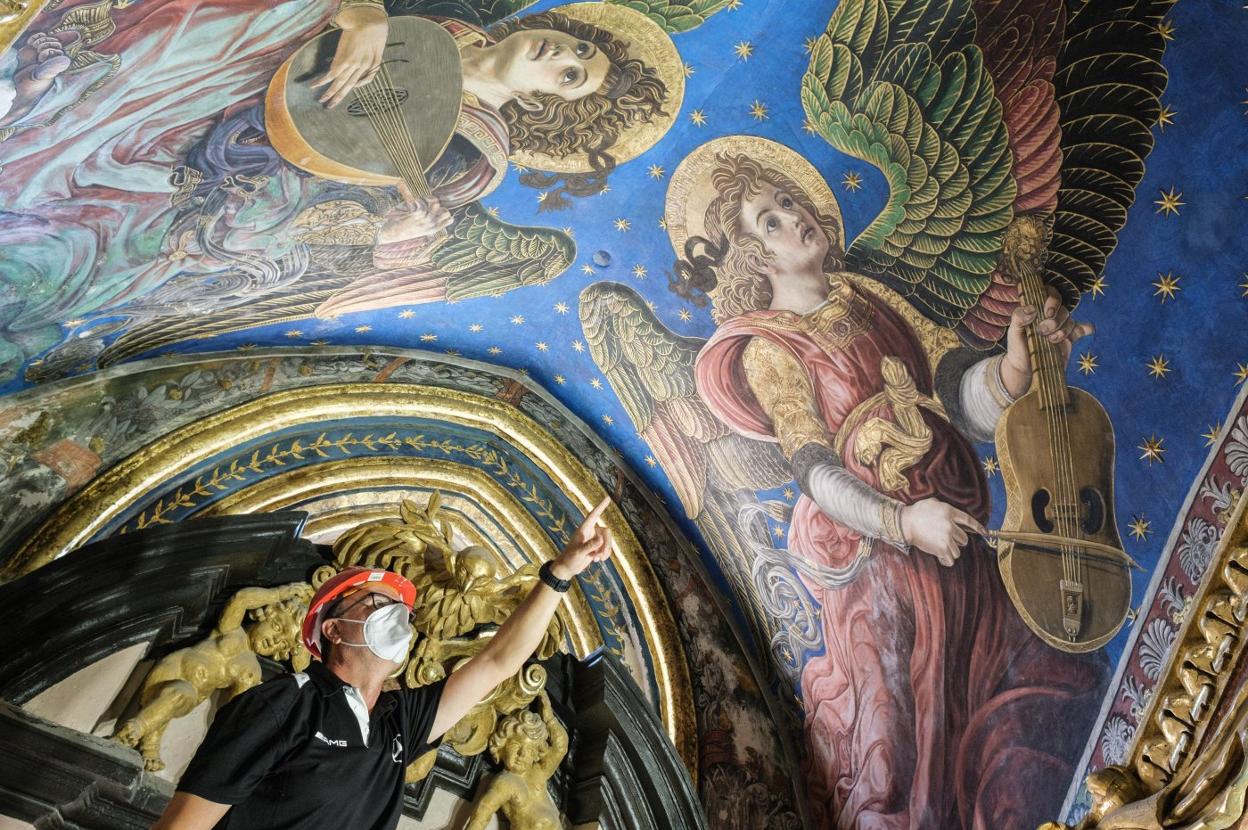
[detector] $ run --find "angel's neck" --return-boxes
[459,44,516,110]
[767,270,831,315]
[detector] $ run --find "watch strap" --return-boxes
[538,560,572,593]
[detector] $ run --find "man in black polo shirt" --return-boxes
[150,497,614,830]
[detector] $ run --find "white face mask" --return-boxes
[333,602,413,664]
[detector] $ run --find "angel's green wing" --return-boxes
[802,0,1016,333]
[434,203,575,302]
[96,205,573,366]
[607,0,736,34]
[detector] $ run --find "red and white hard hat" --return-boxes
[301,567,417,659]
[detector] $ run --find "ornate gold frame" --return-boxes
[198,455,607,659]
[7,383,697,778]
[1129,490,1248,788]
[1049,487,1248,828]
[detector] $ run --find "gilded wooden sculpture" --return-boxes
[1039,699,1248,830]
[465,690,568,830]
[112,582,314,771]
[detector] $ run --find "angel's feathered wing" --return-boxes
[97,204,573,367]
[803,0,1172,348]
[605,0,739,33]
[1045,0,1173,304]
[580,282,821,678]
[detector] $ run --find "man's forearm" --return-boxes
[477,575,565,679]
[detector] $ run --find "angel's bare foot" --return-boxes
[112,718,142,747]
[0,32,73,127]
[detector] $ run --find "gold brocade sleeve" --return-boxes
[742,337,832,461]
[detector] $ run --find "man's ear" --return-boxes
[321,617,341,646]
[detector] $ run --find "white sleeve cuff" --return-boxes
[957,354,1015,443]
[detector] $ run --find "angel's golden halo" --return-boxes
[508,2,685,174]
[664,135,845,258]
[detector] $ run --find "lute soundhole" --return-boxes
[346,85,409,117]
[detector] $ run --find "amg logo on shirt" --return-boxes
[314,731,347,748]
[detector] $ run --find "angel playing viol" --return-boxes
[586,137,1108,827]
[583,0,1172,824]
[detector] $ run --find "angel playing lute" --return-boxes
[581,0,1172,824]
[2,0,686,380]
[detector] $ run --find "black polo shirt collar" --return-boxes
[305,660,398,716]
[306,660,349,696]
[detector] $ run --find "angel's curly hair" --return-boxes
[488,709,549,766]
[669,152,842,323]
[489,11,669,209]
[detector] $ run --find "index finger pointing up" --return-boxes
[583,496,611,528]
[575,497,611,543]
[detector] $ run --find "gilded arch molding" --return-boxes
[4,381,696,776]
[198,455,607,659]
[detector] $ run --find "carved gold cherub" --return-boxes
[113,583,313,770]
[322,495,563,688]
[465,691,568,830]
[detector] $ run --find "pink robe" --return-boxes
[696,285,1107,829]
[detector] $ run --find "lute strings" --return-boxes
[351,59,435,202]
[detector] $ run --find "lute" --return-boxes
[265,16,462,235]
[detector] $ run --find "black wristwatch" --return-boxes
[539,561,572,593]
